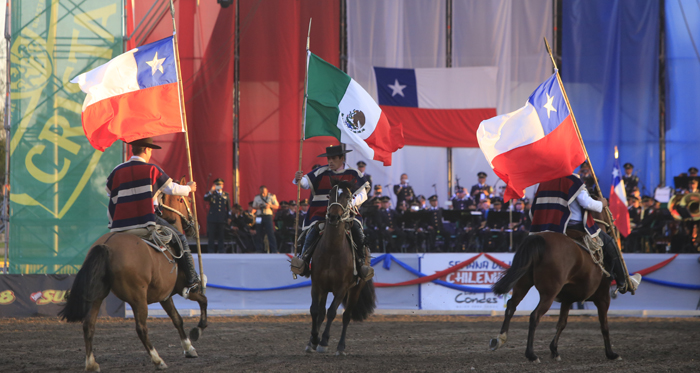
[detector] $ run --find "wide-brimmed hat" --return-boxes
[128,137,161,149]
[318,144,352,158]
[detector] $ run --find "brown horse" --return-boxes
[306,181,376,355]
[59,184,207,371]
[489,208,620,362]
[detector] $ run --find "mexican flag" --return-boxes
[305,52,404,166]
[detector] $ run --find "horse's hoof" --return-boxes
[616,356,623,361]
[156,361,168,370]
[553,355,561,362]
[335,351,346,356]
[317,345,328,353]
[489,338,499,351]
[305,344,317,353]
[184,348,198,358]
[533,358,541,364]
[85,363,100,372]
[189,327,202,342]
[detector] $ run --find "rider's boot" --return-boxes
[601,232,641,294]
[351,221,374,281]
[180,251,200,299]
[291,226,318,277]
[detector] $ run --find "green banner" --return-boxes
[9,0,123,274]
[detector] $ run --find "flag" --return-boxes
[610,157,631,236]
[305,52,404,166]
[71,36,184,151]
[476,72,585,201]
[374,66,497,148]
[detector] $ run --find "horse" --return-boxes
[489,207,621,362]
[59,179,207,371]
[306,180,376,355]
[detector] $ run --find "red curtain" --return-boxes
[238,0,339,206]
[126,0,339,234]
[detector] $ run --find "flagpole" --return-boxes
[170,0,205,292]
[543,37,634,295]
[292,18,312,280]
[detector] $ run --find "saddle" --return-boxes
[122,225,183,259]
[565,228,609,277]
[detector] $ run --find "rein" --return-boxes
[160,195,196,233]
[326,188,354,226]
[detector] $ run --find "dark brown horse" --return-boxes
[489,208,620,362]
[306,181,376,355]
[59,182,207,371]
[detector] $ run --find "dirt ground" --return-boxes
[0,314,698,372]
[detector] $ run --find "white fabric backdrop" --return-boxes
[346,0,552,205]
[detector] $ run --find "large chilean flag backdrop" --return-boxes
[477,72,585,201]
[71,37,184,151]
[374,66,497,148]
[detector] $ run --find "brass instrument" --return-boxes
[669,192,700,221]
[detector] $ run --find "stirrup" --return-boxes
[290,256,307,275]
[181,282,199,299]
[359,265,374,282]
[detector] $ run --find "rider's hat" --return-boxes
[128,137,161,149]
[318,144,352,158]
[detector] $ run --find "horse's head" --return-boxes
[327,180,354,227]
[160,176,195,236]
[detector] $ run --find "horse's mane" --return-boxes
[330,179,355,193]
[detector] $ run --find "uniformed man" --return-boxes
[451,187,473,210]
[622,163,639,197]
[204,178,231,253]
[274,201,290,253]
[689,167,699,177]
[253,185,280,253]
[357,161,373,196]
[417,195,427,210]
[425,195,449,252]
[378,196,405,252]
[230,203,256,253]
[683,178,700,194]
[470,172,493,201]
[393,173,415,207]
[298,198,309,229]
[369,184,384,204]
[627,196,642,229]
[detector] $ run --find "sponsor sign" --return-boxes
[420,253,541,311]
[0,275,123,318]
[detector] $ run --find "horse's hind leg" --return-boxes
[593,290,620,360]
[549,301,572,361]
[525,291,556,363]
[83,299,103,372]
[185,292,208,342]
[131,301,168,370]
[318,291,344,353]
[160,298,198,358]
[491,277,532,351]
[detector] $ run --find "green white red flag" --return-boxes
[304,51,404,166]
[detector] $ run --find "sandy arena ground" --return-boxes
[0,314,698,372]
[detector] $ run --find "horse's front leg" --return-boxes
[306,285,322,352]
[160,297,198,358]
[185,291,208,342]
[318,290,344,353]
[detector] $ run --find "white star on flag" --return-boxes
[388,79,406,97]
[145,52,166,75]
[612,168,620,178]
[543,93,557,118]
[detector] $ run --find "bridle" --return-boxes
[326,186,354,226]
[160,194,196,234]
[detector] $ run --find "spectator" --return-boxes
[393,173,415,207]
[253,185,279,253]
[203,178,230,253]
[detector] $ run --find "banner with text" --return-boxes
[420,253,540,311]
[9,1,123,273]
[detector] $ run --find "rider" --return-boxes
[106,137,200,298]
[530,173,641,294]
[290,144,373,281]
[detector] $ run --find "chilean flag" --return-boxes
[71,37,184,151]
[477,72,585,201]
[610,158,631,236]
[374,66,497,147]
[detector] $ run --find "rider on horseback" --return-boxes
[290,144,374,281]
[106,137,201,298]
[530,173,641,294]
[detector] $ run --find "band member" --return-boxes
[425,195,449,252]
[106,137,200,297]
[530,174,641,293]
[290,144,373,280]
[230,203,256,253]
[378,196,405,252]
[393,173,415,207]
[357,160,373,195]
[203,178,230,253]
[470,172,493,201]
[622,163,639,197]
[451,187,473,210]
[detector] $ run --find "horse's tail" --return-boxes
[59,245,112,322]
[492,234,546,295]
[344,279,377,322]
